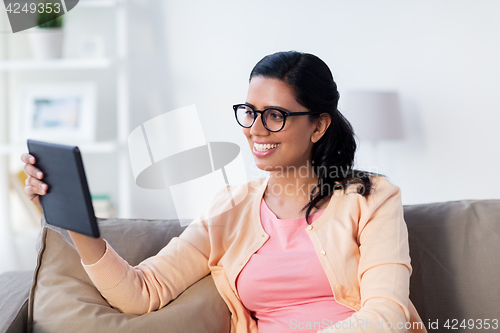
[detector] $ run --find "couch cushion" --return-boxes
[404,199,500,328]
[28,220,231,333]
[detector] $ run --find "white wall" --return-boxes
[3,0,499,222]
[126,0,499,218]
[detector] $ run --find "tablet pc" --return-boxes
[27,139,100,238]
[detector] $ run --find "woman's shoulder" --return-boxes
[227,176,267,195]
[367,174,401,196]
[215,176,267,201]
[341,170,398,191]
[330,174,404,232]
[358,174,403,215]
[340,173,402,207]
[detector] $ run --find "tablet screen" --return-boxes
[27,139,100,238]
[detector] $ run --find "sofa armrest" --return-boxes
[0,271,33,333]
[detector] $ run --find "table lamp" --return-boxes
[342,91,404,171]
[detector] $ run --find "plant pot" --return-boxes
[29,27,64,59]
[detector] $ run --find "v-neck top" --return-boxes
[235,198,355,332]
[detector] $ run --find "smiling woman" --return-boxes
[229,51,427,332]
[21,51,427,333]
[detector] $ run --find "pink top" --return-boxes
[236,198,355,333]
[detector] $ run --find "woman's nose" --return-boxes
[250,114,269,136]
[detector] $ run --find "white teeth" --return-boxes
[254,143,280,152]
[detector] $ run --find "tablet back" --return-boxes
[27,139,100,238]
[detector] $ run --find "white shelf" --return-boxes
[0,58,113,71]
[0,141,119,156]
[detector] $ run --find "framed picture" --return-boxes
[13,82,97,144]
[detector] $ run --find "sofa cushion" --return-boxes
[28,220,231,333]
[404,199,500,328]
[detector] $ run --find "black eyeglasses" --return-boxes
[233,103,318,132]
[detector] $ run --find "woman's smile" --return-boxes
[253,141,281,156]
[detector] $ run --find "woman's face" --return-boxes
[243,76,327,173]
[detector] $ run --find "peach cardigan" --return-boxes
[84,175,427,333]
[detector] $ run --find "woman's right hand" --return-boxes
[21,153,48,210]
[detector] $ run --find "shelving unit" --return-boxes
[0,0,130,272]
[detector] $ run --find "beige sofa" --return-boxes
[1,199,499,333]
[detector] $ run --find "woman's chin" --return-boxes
[253,160,281,173]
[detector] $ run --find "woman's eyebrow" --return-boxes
[245,102,291,112]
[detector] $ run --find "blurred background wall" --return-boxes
[2,0,499,222]
[126,0,500,216]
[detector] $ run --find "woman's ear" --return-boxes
[311,113,331,143]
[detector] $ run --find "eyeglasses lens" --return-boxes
[235,105,255,127]
[263,109,284,131]
[235,105,284,131]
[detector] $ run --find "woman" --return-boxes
[22,51,427,332]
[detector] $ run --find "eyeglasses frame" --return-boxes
[233,103,321,132]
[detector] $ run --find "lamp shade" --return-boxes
[342,91,404,141]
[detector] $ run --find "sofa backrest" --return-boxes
[41,216,187,266]
[404,199,500,330]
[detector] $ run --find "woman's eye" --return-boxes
[238,106,253,116]
[268,110,284,120]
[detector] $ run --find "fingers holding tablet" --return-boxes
[21,152,48,209]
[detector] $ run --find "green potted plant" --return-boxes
[29,1,65,59]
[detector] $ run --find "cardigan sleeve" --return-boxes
[81,186,234,315]
[319,177,418,333]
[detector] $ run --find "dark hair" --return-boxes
[250,51,378,224]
